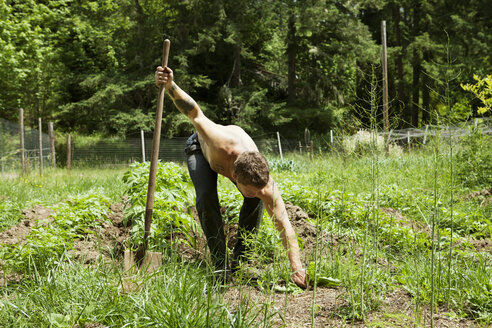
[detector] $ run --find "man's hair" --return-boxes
[234,151,270,188]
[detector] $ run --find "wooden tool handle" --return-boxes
[136,38,171,265]
[162,39,170,67]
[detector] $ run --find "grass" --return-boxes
[0,143,490,327]
[0,258,266,327]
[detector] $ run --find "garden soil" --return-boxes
[0,201,484,327]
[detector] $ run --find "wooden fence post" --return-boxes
[381,21,389,138]
[19,108,25,175]
[67,134,71,170]
[423,125,429,144]
[304,128,310,148]
[299,141,302,154]
[49,122,56,169]
[276,131,283,160]
[310,140,314,161]
[38,118,43,176]
[141,129,146,162]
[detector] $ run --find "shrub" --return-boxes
[268,158,299,172]
[455,127,492,188]
[342,130,402,157]
[122,161,197,250]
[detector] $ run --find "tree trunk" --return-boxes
[411,2,421,127]
[229,44,242,88]
[287,13,296,106]
[394,5,409,127]
[421,51,431,123]
[411,52,420,127]
[135,0,145,74]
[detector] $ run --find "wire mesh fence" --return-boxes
[1,116,491,174]
[382,117,492,144]
[0,118,52,174]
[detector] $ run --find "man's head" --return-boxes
[234,151,270,194]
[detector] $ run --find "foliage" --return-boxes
[0,200,21,231]
[461,75,492,115]
[1,144,491,325]
[0,190,111,275]
[267,157,299,172]
[122,161,197,250]
[0,260,267,327]
[341,130,402,157]
[455,127,492,188]
[217,187,243,224]
[3,0,489,136]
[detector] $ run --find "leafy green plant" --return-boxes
[217,188,243,224]
[122,161,197,250]
[51,192,111,235]
[268,158,299,172]
[0,190,111,275]
[0,200,21,232]
[461,74,492,115]
[455,127,492,188]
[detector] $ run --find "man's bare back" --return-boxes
[198,125,258,181]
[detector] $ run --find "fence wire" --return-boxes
[1,117,490,172]
[0,118,52,173]
[382,117,492,143]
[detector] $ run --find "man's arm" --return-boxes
[155,66,225,145]
[260,179,307,288]
[156,66,201,120]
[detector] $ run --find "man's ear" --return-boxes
[232,172,237,181]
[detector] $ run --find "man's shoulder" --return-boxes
[224,124,247,135]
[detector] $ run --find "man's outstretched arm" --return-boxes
[260,179,308,288]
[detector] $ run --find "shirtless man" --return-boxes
[156,66,307,288]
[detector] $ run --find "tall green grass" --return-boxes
[0,258,266,327]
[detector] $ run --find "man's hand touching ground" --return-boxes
[292,268,308,289]
[155,66,173,90]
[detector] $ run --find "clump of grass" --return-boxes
[0,257,268,327]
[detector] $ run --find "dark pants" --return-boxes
[185,133,264,270]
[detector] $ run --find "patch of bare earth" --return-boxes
[0,205,54,246]
[67,203,130,264]
[0,205,54,285]
[463,188,492,206]
[224,286,478,327]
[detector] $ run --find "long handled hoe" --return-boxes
[124,39,171,272]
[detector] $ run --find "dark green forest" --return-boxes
[1,0,491,138]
